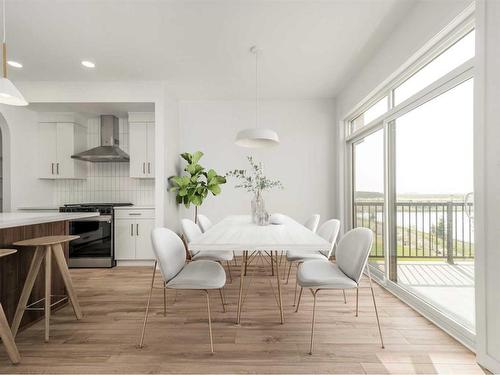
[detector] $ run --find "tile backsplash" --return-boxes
[54,117,155,206]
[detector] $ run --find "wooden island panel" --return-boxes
[0,221,69,331]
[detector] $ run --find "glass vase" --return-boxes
[251,190,269,225]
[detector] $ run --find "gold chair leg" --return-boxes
[367,266,384,349]
[138,261,157,349]
[219,288,226,313]
[233,251,238,266]
[295,287,303,312]
[286,261,292,284]
[226,261,233,283]
[356,286,359,317]
[293,280,298,306]
[44,246,51,343]
[205,290,214,353]
[343,290,347,304]
[309,289,319,355]
[163,284,167,317]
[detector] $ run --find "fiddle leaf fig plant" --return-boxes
[169,151,226,220]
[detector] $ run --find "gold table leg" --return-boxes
[274,251,284,324]
[236,251,247,324]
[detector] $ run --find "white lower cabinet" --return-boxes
[114,208,155,261]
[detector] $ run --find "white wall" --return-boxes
[0,105,54,209]
[474,0,500,372]
[177,99,336,224]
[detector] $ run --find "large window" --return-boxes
[347,19,475,336]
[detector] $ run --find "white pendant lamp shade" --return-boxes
[235,46,279,148]
[0,0,27,106]
[0,77,27,105]
[235,128,280,148]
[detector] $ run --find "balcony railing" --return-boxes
[354,201,474,261]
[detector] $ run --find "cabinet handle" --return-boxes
[130,223,134,236]
[142,162,145,174]
[51,163,54,175]
[128,213,142,216]
[136,224,139,236]
[148,162,151,174]
[56,163,59,175]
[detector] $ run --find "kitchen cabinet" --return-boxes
[128,112,155,178]
[114,207,155,261]
[38,115,87,179]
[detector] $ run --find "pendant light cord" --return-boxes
[255,47,258,129]
[2,0,5,43]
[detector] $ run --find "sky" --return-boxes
[353,31,474,197]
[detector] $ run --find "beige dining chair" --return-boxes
[182,218,234,282]
[295,227,384,354]
[138,227,227,353]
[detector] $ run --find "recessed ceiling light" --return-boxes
[81,60,95,68]
[7,61,22,68]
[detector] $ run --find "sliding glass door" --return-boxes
[391,78,474,330]
[352,129,385,273]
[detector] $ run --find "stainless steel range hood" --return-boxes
[71,115,129,162]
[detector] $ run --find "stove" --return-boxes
[60,203,133,268]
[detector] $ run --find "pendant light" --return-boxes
[0,0,27,106]
[235,46,279,148]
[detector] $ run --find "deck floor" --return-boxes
[0,260,485,374]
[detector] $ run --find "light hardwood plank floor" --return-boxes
[0,261,487,374]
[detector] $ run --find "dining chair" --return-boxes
[197,214,238,267]
[138,227,226,353]
[304,214,321,233]
[182,219,234,282]
[285,219,341,304]
[295,227,384,354]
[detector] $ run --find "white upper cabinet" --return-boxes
[38,113,87,179]
[128,112,155,178]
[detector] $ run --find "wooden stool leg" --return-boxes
[11,247,45,337]
[44,245,51,342]
[52,244,83,319]
[0,304,20,364]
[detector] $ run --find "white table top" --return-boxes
[0,212,100,229]
[188,215,330,252]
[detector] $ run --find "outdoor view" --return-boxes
[352,31,475,332]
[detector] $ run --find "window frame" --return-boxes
[342,3,476,350]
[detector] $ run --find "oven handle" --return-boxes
[71,215,112,223]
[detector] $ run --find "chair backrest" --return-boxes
[151,228,186,283]
[197,214,213,233]
[181,218,202,243]
[304,214,320,233]
[317,219,341,258]
[336,227,373,284]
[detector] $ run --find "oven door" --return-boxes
[68,215,114,268]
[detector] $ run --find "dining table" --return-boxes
[188,215,331,324]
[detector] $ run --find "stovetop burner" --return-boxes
[60,203,133,214]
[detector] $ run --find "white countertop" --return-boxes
[0,212,100,229]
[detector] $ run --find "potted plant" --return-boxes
[169,151,227,223]
[227,156,283,224]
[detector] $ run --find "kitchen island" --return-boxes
[0,212,99,331]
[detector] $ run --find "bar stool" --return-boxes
[0,249,21,364]
[12,235,83,342]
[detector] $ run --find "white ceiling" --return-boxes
[4,0,416,99]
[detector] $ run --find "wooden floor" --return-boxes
[0,259,487,374]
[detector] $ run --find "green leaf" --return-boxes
[180,152,192,163]
[207,169,217,180]
[191,151,204,164]
[178,188,188,197]
[190,194,203,206]
[208,184,221,195]
[176,195,183,204]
